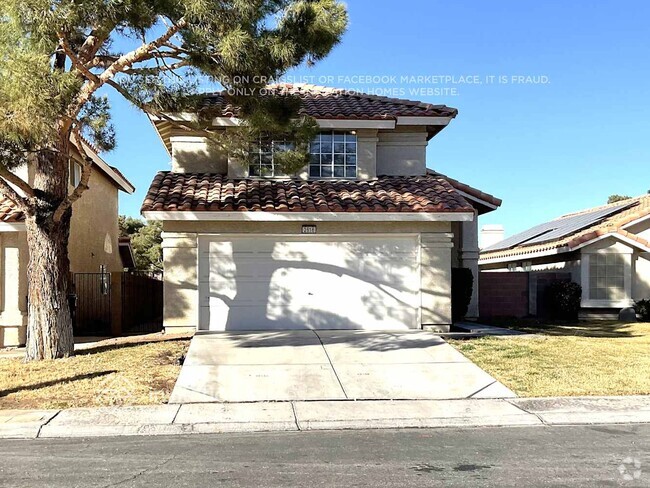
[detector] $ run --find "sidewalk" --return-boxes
[2,396,650,439]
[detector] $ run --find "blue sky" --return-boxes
[108,0,650,237]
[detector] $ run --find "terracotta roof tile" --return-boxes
[200,83,458,120]
[0,196,25,223]
[427,170,502,208]
[141,172,475,214]
[481,195,650,261]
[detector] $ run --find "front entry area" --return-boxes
[169,331,515,403]
[198,235,421,331]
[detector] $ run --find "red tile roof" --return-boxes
[0,196,25,223]
[481,195,650,261]
[427,170,502,209]
[141,172,475,214]
[200,83,458,120]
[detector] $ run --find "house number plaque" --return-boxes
[301,225,317,234]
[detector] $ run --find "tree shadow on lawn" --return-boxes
[0,370,117,397]
[479,317,643,338]
[74,335,190,357]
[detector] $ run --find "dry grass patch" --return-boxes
[450,322,650,397]
[0,334,190,410]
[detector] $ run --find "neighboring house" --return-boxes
[141,84,501,334]
[0,143,135,347]
[479,195,650,316]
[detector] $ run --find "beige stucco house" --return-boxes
[141,84,501,334]
[0,144,135,347]
[480,196,650,316]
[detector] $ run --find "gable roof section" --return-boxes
[200,83,458,120]
[152,84,459,154]
[0,144,134,224]
[426,170,501,214]
[480,195,650,262]
[141,172,475,216]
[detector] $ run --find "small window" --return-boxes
[70,162,82,187]
[588,254,625,301]
[309,131,357,179]
[248,139,293,177]
[507,263,517,272]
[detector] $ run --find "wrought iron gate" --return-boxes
[121,272,163,334]
[71,272,112,336]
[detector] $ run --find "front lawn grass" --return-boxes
[450,322,650,397]
[0,334,190,410]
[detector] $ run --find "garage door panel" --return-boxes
[199,236,420,331]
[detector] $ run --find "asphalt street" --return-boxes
[0,425,648,487]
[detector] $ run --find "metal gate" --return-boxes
[71,272,112,336]
[121,272,163,334]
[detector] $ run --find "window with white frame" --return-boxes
[69,161,82,187]
[588,253,625,300]
[248,139,293,177]
[309,131,357,178]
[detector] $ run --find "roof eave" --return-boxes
[142,210,475,222]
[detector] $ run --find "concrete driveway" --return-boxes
[169,331,515,403]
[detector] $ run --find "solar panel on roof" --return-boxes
[483,201,635,252]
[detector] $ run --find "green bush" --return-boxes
[545,280,582,320]
[452,268,474,323]
[634,299,650,321]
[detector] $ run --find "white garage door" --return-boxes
[198,235,420,331]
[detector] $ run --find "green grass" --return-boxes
[450,322,650,397]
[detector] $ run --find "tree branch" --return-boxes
[52,130,93,223]
[122,59,189,76]
[58,33,100,83]
[0,164,36,198]
[69,18,187,118]
[0,167,34,216]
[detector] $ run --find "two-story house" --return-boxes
[141,84,500,333]
[0,141,135,347]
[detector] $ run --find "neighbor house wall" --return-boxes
[0,231,28,347]
[160,220,455,334]
[68,168,123,273]
[634,252,650,300]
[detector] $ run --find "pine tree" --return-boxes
[0,0,347,360]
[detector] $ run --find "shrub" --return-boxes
[634,299,650,321]
[545,280,582,320]
[452,268,474,323]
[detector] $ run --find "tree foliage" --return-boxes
[0,0,347,360]
[119,216,162,272]
[0,0,348,184]
[608,194,632,204]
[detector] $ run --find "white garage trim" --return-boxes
[198,233,422,331]
[144,211,474,222]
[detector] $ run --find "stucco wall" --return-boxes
[160,220,455,334]
[633,253,650,300]
[167,125,430,179]
[376,126,428,176]
[69,168,123,272]
[0,231,28,347]
[172,135,228,174]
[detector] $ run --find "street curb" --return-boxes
[2,396,650,439]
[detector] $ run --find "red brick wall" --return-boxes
[479,272,529,318]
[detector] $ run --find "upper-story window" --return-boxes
[248,139,293,177]
[69,161,82,187]
[247,131,358,178]
[309,131,357,178]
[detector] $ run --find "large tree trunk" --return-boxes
[24,149,74,361]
